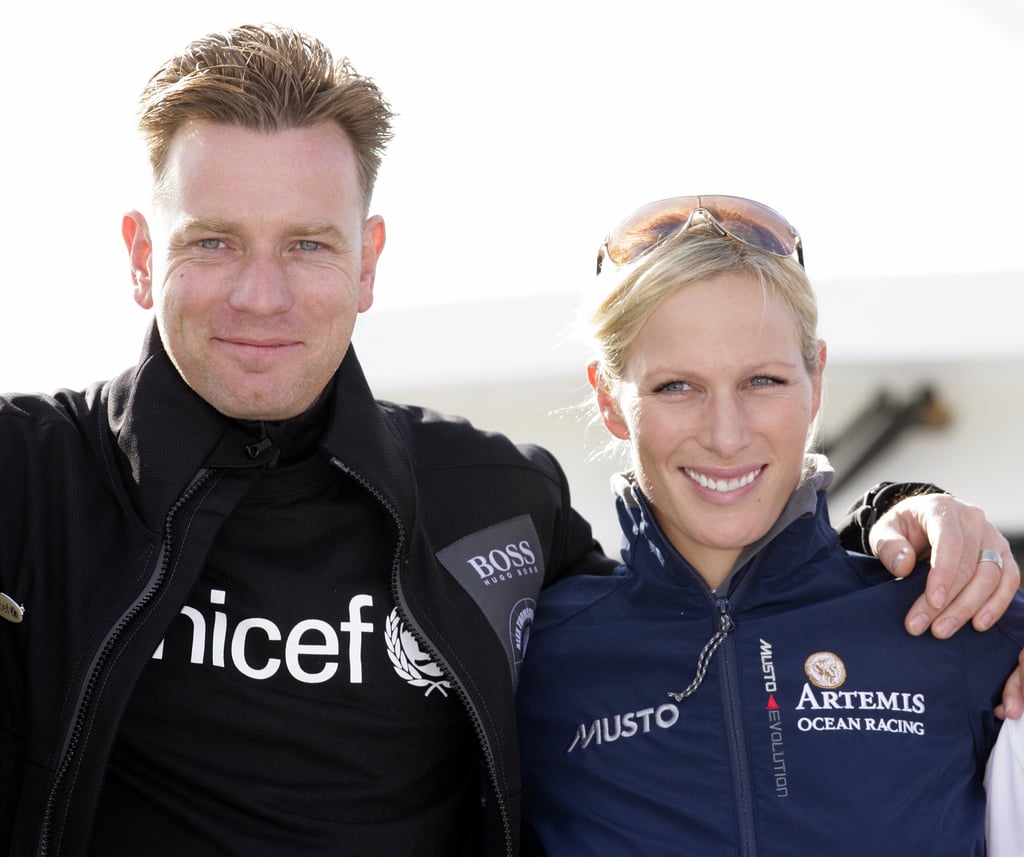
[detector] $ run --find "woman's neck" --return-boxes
[683,548,742,592]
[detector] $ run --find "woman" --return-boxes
[516,196,1024,856]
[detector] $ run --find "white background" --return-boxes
[2,0,1022,393]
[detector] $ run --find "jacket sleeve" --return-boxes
[835,481,948,555]
[530,447,616,589]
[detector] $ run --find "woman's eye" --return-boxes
[656,381,692,393]
[750,375,785,388]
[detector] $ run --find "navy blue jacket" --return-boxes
[517,469,1024,857]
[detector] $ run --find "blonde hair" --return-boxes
[588,224,820,396]
[137,24,394,211]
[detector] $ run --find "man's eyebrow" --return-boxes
[173,217,346,241]
[290,223,346,241]
[174,216,236,235]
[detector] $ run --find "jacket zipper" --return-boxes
[711,556,763,857]
[329,457,514,857]
[672,553,759,857]
[37,470,214,857]
[717,596,757,857]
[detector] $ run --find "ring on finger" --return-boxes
[978,549,1004,571]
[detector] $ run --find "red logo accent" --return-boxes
[766,695,780,710]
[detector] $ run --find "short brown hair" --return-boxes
[137,23,394,208]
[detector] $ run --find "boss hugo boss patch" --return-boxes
[436,516,544,688]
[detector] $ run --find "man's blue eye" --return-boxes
[297,240,320,251]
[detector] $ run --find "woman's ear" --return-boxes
[810,339,827,421]
[588,361,630,440]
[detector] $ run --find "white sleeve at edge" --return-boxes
[986,716,1024,857]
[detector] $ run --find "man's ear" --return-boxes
[122,210,154,309]
[588,361,630,440]
[357,215,386,313]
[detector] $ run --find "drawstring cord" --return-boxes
[668,602,735,702]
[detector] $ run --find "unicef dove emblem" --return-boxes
[385,608,451,697]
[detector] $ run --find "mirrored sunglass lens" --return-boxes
[607,197,701,265]
[717,218,793,255]
[609,219,689,264]
[701,196,797,257]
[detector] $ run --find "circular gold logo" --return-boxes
[804,651,846,688]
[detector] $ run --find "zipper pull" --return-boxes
[245,436,275,460]
[244,422,280,466]
[668,599,734,702]
[716,597,736,634]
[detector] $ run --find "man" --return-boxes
[1,24,1019,857]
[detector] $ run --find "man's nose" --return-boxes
[228,252,294,314]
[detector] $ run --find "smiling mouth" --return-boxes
[219,337,297,348]
[214,338,304,359]
[684,467,763,493]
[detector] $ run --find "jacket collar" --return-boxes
[319,338,418,548]
[103,321,416,541]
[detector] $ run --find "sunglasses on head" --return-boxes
[595,195,804,275]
